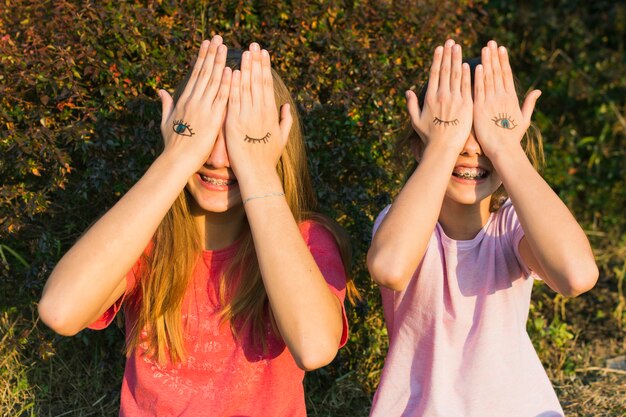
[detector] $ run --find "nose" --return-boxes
[206,127,230,168]
[460,129,482,156]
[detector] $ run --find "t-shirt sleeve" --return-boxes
[502,200,542,281]
[372,205,392,239]
[87,256,143,330]
[299,220,350,348]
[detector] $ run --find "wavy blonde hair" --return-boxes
[126,50,357,364]
[394,57,544,212]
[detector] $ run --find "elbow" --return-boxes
[292,341,339,372]
[38,297,82,336]
[367,249,411,292]
[556,261,599,298]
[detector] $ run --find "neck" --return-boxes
[191,205,247,250]
[438,197,492,240]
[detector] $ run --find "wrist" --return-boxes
[421,141,463,164]
[489,143,533,180]
[154,149,200,180]
[236,168,284,200]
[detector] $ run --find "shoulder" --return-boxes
[491,199,523,235]
[299,218,341,253]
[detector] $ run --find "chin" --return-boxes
[193,196,242,214]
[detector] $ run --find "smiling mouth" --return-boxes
[199,174,237,186]
[452,167,489,180]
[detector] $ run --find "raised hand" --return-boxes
[406,39,473,154]
[225,43,292,192]
[159,36,232,172]
[472,40,541,158]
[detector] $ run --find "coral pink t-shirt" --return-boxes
[90,221,348,417]
[370,201,564,417]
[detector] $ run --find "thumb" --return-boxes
[279,103,293,146]
[406,90,421,129]
[159,89,174,127]
[521,89,541,121]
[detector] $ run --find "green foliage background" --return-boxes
[1,0,624,415]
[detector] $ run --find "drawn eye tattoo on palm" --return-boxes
[244,132,271,144]
[433,117,459,127]
[492,113,517,130]
[172,120,194,137]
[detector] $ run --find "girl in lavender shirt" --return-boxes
[367,39,598,416]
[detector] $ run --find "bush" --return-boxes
[1,1,624,415]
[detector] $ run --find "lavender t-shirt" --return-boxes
[370,200,564,417]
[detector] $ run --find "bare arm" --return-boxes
[38,38,233,334]
[244,173,345,371]
[473,41,598,296]
[225,44,345,371]
[368,40,474,291]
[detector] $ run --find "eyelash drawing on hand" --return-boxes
[492,113,517,130]
[244,132,271,144]
[433,117,459,127]
[172,120,195,137]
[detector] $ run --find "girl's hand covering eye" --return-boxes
[225,43,292,182]
[159,36,232,171]
[406,39,473,155]
[472,40,542,158]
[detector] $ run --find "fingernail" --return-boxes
[201,40,209,49]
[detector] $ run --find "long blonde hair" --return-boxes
[394,57,544,212]
[126,50,357,363]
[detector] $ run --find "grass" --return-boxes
[2,283,624,416]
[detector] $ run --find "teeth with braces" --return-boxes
[200,174,235,186]
[453,168,486,180]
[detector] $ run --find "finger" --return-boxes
[481,46,494,96]
[178,39,210,103]
[425,46,444,100]
[261,49,277,111]
[450,43,462,93]
[473,64,485,103]
[488,40,504,93]
[406,90,421,128]
[202,43,228,100]
[438,39,454,93]
[228,69,241,116]
[461,62,472,102]
[521,89,542,121]
[192,36,223,99]
[249,43,263,109]
[498,46,515,93]
[158,89,174,129]
[210,67,232,125]
[240,50,252,112]
[279,103,293,145]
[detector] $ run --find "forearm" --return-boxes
[39,150,195,334]
[492,145,598,295]
[368,144,458,291]
[240,171,343,371]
